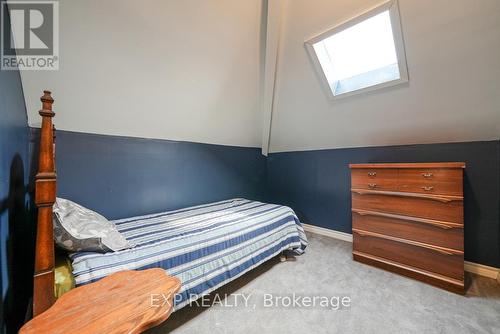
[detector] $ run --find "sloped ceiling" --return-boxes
[19,0,500,152]
[269,0,500,152]
[20,0,264,148]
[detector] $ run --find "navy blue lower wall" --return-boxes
[30,129,268,220]
[29,131,500,269]
[0,37,32,333]
[267,141,500,268]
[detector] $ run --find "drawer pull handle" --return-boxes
[368,183,377,189]
[422,173,433,178]
[421,186,434,191]
[367,172,377,177]
[352,209,459,230]
[351,189,462,203]
[353,229,459,256]
[433,248,455,256]
[354,230,368,237]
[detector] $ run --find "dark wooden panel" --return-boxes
[353,252,464,294]
[351,168,398,191]
[352,209,463,251]
[353,230,464,280]
[352,191,463,224]
[398,168,463,196]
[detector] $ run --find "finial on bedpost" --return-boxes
[33,90,57,316]
[40,90,55,117]
[41,90,53,102]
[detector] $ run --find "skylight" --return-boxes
[306,0,408,99]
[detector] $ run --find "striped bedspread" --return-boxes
[70,198,308,310]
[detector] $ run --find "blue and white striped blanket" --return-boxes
[71,198,308,309]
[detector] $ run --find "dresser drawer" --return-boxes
[351,169,398,191]
[351,191,463,224]
[398,169,463,196]
[352,209,463,251]
[353,230,464,280]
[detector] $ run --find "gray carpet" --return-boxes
[148,233,500,334]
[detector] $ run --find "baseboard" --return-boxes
[302,224,353,242]
[464,261,500,280]
[303,224,500,280]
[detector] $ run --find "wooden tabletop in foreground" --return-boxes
[20,268,181,334]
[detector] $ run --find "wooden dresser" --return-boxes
[349,163,465,294]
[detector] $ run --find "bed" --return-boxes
[70,198,307,309]
[32,90,308,316]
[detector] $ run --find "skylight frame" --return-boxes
[305,0,408,100]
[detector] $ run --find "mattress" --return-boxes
[70,198,308,310]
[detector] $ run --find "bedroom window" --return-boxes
[305,0,408,99]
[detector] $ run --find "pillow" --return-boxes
[53,198,134,253]
[54,252,75,298]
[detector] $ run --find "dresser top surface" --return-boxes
[349,162,465,169]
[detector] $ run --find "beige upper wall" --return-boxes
[21,0,264,147]
[269,0,500,152]
[19,0,500,151]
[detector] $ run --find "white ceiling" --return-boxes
[269,0,500,152]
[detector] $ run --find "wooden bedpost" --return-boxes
[33,90,56,316]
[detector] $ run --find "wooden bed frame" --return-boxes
[30,90,292,317]
[33,91,57,316]
[27,91,184,331]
